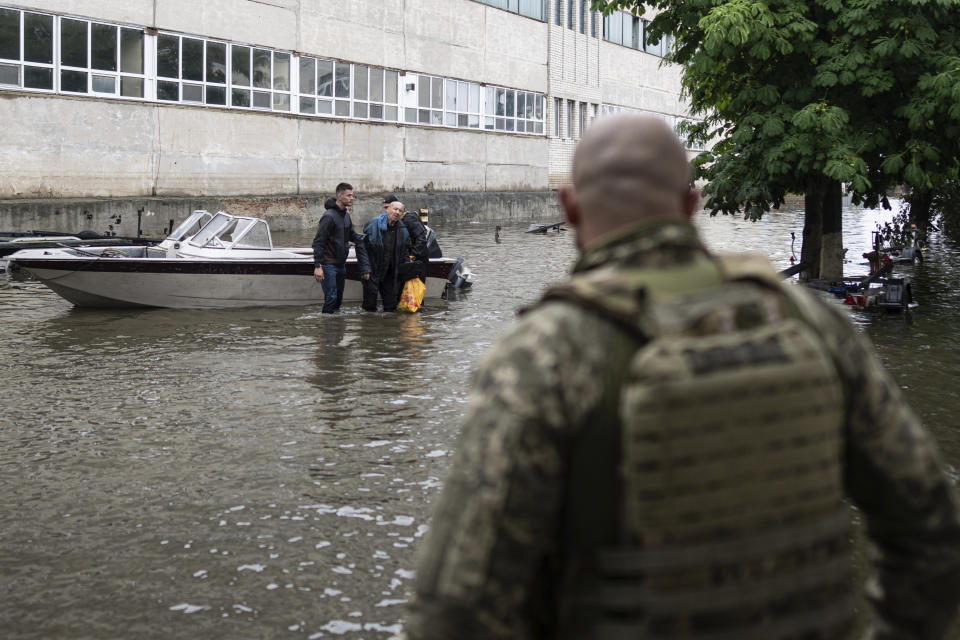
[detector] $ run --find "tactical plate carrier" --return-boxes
[544,253,856,640]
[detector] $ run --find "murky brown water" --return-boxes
[0,204,957,639]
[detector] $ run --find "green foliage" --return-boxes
[874,206,917,250]
[591,0,960,222]
[929,181,960,241]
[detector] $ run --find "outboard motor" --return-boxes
[446,257,473,290]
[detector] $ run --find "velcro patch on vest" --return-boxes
[683,334,789,375]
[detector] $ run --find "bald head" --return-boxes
[560,114,697,248]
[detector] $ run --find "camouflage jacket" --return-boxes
[406,219,960,640]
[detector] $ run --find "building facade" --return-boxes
[0,0,691,230]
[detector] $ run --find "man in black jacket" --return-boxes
[312,182,370,313]
[362,197,427,312]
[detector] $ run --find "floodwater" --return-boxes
[0,204,957,639]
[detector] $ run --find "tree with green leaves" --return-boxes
[593,0,960,279]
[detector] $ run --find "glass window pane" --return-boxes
[431,110,442,124]
[157,35,178,78]
[182,38,203,81]
[519,0,543,20]
[252,49,271,88]
[485,86,495,114]
[300,96,315,114]
[457,82,468,113]
[120,28,143,73]
[469,114,479,128]
[91,23,117,71]
[253,90,270,108]
[418,75,429,108]
[354,65,368,100]
[335,100,349,116]
[157,79,178,100]
[120,75,143,97]
[61,69,87,92]
[458,113,468,127]
[445,112,456,126]
[405,107,416,123]
[334,62,349,97]
[24,65,52,89]
[91,74,115,93]
[385,70,397,103]
[354,102,367,118]
[370,103,383,119]
[431,77,442,108]
[273,52,289,90]
[517,92,525,119]
[0,62,18,85]
[0,9,20,61]
[318,99,332,114]
[469,84,480,113]
[385,105,397,121]
[370,67,383,102]
[206,41,226,83]
[506,119,515,132]
[206,84,225,105]
[274,93,290,111]
[183,83,203,102]
[232,45,250,86]
[299,57,314,94]
[317,59,333,96]
[496,88,505,116]
[418,108,429,124]
[233,88,251,107]
[445,78,456,110]
[61,19,87,68]
[24,13,53,64]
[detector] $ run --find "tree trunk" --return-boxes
[801,186,824,281]
[908,189,933,247]
[820,180,844,279]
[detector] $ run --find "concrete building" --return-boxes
[0,0,691,233]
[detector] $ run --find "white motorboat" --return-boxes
[8,210,473,309]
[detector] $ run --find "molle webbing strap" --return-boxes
[595,511,850,573]
[579,556,850,612]
[588,595,857,640]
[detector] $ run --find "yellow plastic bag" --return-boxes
[398,277,426,313]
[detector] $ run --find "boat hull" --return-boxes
[12,257,456,309]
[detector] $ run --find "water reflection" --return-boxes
[0,209,957,639]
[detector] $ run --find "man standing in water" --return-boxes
[406,115,960,639]
[362,198,424,312]
[312,182,370,314]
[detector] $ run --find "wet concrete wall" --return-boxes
[0,94,549,201]
[0,191,561,237]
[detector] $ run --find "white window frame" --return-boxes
[0,7,56,93]
[0,6,547,136]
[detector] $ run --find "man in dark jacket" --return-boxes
[361,197,427,312]
[312,182,370,314]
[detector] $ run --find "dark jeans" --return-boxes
[361,267,399,312]
[320,263,346,313]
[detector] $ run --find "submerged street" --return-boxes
[1,206,958,639]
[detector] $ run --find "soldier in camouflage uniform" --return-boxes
[405,115,960,640]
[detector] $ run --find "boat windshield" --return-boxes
[186,213,272,250]
[168,211,213,242]
[188,212,234,248]
[232,219,272,250]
